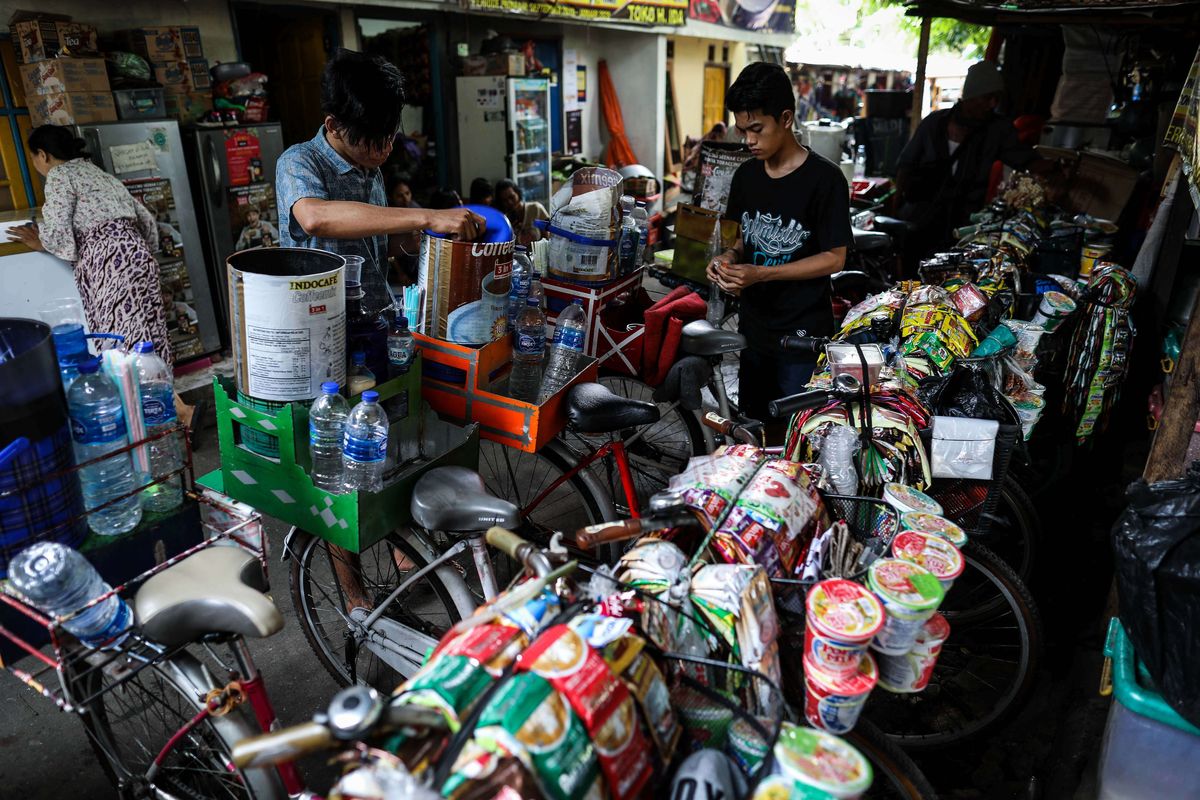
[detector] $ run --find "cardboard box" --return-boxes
[153,61,191,94]
[179,26,204,59]
[186,59,211,90]
[1036,146,1140,222]
[28,91,117,126]
[164,90,213,126]
[123,27,184,62]
[459,53,525,77]
[10,18,99,63]
[19,57,109,97]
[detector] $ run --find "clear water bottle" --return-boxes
[706,221,726,326]
[68,358,142,536]
[507,246,533,331]
[131,342,182,513]
[309,381,349,493]
[348,352,376,395]
[854,144,867,179]
[387,315,416,379]
[617,195,638,275]
[343,390,388,493]
[538,300,587,403]
[632,202,650,267]
[528,271,545,311]
[510,297,547,402]
[8,542,131,649]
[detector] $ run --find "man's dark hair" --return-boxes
[495,178,521,200]
[428,188,462,209]
[321,48,405,147]
[726,62,796,121]
[469,177,494,205]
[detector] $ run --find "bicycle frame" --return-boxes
[526,437,643,520]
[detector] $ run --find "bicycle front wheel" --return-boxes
[289,529,474,691]
[865,542,1043,749]
[843,718,939,799]
[74,650,285,799]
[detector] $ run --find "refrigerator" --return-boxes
[184,124,286,345]
[456,76,552,207]
[76,120,222,362]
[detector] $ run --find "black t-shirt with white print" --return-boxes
[723,148,852,352]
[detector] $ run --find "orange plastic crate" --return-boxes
[414,333,597,453]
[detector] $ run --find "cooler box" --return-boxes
[1098,619,1200,799]
[542,267,645,375]
[414,334,597,453]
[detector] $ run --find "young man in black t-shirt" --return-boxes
[707,62,852,429]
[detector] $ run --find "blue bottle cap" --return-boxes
[321,381,340,394]
[362,390,379,403]
[78,357,101,374]
[352,352,366,365]
[133,341,154,354]
[397,316,409,328]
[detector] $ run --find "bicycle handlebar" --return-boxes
[768,389,837,419]
[485,527,527,560]
[702,412,761,446]
[779,335,829,354]
[573,508,699,550]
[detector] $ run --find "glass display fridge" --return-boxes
[456,76,552,206]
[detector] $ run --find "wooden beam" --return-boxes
[911,17,932,138]
[984,27,1003,62]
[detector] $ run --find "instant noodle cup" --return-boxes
[882,483,942,516]
[890,530,964,592]
[1030,291,1076,331]
[1079,243,1112,278]
[867,559,945,655]
[900,512,968,548]
[876,612,951,694]
[673,684,734,748]
[804,580,885,680]
[727,716,772,775]
[802,651,877,735]
[774,722,873,799]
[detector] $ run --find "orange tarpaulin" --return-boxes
[599,60,637,168]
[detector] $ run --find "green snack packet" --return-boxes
[397,654,493,732]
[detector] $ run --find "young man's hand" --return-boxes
[714,262,765,292]
[427,208,488,240]
[705,252,733,285]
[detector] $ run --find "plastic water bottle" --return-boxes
[387,315,416,379]
[854,144,867,179]
[510,297,547,402]
[343,391,388,493]
[706,221,726,326]
[528,272,545,311]
[8,542,132,649]
[131,342,182,512]
[632,202,650,267]
[538,300,586,403]
[309,382,349,493]
[68,358,142,536]
[348,352,376,395]
[507,246,533,330]
[617,195,638,275]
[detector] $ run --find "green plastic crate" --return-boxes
[203,356,479,552]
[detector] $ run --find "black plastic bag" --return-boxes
[1112,463,1200,728]
[917,361,1021,425]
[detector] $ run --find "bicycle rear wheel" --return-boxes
[289,529,474,691]
[73,650,284,799]
[864,542,1042,749]
[843,718,939,799]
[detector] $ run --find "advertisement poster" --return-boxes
[125,177,205,360]
[468,0,686,26]
[228,183,280,250]
[225,130,264,187]
[688,0,795,32]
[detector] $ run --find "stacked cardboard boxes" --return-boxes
[9,11,113,126]
[9,12,99,64]
[121,27,210,94]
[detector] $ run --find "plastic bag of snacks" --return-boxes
[690,564,783,704]
[669,447,763,526]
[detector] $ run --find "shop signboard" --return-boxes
[468,0,687,26]
[688,0,794,33]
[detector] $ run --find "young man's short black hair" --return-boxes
[321,48,405,147]
[726,62,796,121]
[494,178,521,200]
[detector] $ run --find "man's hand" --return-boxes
[714,262,765,292]
[8,223,43,251]
[705,252,733,285]
[427,208,488,241]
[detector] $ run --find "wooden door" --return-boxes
[702,64,728,133]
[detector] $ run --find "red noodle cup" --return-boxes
[802,651,877,735]
[804,580,885,680]
[867,559,945,655]
[875,613,951,694]
[890,530,965,592]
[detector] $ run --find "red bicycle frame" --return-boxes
[523,439,642,521]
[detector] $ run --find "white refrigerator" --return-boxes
[456,76,552,207]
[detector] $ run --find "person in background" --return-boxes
[469,177,494,207]
[895,60,1060,254]
[683,122,728,171]
[385,173,420,285]
[386,173,417,209]
[277,48,484,319]
[495,178,549,248]
[428,187,463,209]
[706,62,851,435]
[7,125,203,436]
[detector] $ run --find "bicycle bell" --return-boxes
[648,490,686,513]
[324,685,383,740]
[832,372,862,394]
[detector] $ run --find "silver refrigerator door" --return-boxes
[456,76,510,193]
[184,125,285,337]
[76,120,222,360]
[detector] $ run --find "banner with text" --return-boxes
[469,0,687,26]
[688,0,794,33]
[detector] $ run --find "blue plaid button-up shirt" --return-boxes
[277,127,392,315]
